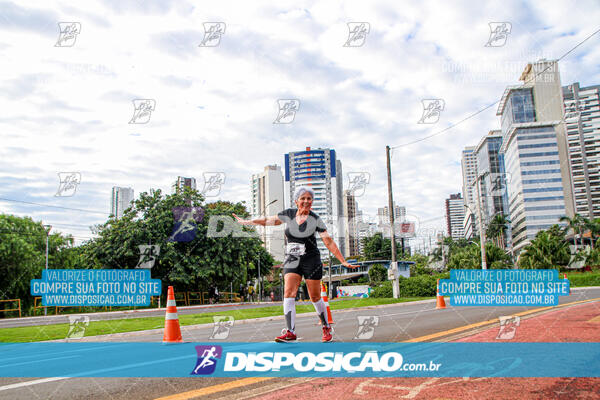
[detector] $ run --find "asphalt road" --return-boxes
[0,302,279,329]
[1,287,599,400]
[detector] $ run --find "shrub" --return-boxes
[371,272,450,298]
[399,275,436,297]
[371,281,393,298]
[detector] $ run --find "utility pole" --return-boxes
[441,231,447,268]
[473,175,488,270]
[386,145,400,298]
[328,250,332,299]
[43,225,51,316]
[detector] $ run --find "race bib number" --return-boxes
[286,243,306,256]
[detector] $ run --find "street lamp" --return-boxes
[257,256,261,302]
[468,173,488,269]
[43,225,52,316]
[256,199,277,303]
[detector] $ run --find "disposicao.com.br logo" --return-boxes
[222,351,441,373]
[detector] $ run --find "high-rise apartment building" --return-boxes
[356,211,377,257]
[343,190,359,257]
[377,203,407,239]
[563,82,600,219]
[172,176,197,194]
[446,193,465,239]
[461,146,478,238]
[498,59,574,254]
[251,165,285,261]
[474,130,511,247]
[111,187,134,219]
[283,147,344,260]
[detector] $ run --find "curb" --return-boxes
[47,299,438,342]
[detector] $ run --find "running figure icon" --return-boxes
[192,346,219,375]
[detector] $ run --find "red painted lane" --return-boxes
[252,301,600,400]
[455,301,600,343]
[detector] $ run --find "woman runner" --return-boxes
[233,186,356,342]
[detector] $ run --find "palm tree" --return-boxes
[486,214,510,249]
[585,218,600,250]
[518,225,570,269]
[560,214,585,251]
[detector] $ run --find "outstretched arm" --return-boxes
[232,213,282,226]
[319,231,357,268]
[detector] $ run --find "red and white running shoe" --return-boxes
[321,326,333,342]
[275,330,297,342]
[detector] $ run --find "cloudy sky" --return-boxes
[1,0,599,250]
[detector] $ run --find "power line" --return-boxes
[0,197,109,215]
[391,26,600,150]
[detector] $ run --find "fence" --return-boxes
[0,299,21,318]
[9,292,242,318]
[32,296,160,315]
[176,292,241,305]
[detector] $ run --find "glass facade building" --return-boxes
[284,147,344,260]
[497,60,573,254]
[474,131,511,248]
[563,82,600,219]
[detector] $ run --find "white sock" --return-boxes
[283,297,296,333]
[312,298,330,327]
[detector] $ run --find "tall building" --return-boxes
[172,176,197,194]
[474,130,511,247]
[356,211,378,257]
[251,165,285,261]
[111,187,134,219]
[283,147,344,260]
[377,203,406,238]
[461,146,478,238]
[446,193,465,239]
[342,190,359,257]
[563,82,600,219]
[498,59,574,254]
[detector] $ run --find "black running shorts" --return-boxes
[282,252,323,280]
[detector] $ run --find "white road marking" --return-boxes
[0,377,68,392]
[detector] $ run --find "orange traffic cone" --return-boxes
[320,282,334,325]
[163,286,183,343]
[436,279,446,309]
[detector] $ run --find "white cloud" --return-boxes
[0,0,599,250]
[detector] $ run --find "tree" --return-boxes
[81,189,274,296]
[408,253,433,275]
[518,225,570,269]
[585,218,600,250]
[446,240,512,270]
[368,264,387,285]
[362,233,403,260]
[486,214,510,249]
[560,214,585,251]
[0,214,77,310]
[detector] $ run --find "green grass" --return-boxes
[564,271,600,287]
[0,297,431,343]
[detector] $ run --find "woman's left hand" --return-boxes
[342,262,357,269]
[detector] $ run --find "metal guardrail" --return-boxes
[15,291,242,318]
[0,299,21,318]
[187,292,204,305]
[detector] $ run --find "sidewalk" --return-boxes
[252,300,600,400]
